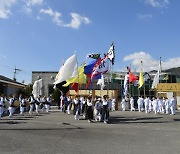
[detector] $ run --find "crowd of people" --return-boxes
[121,96,176,115]
[59,95,116,124]
[0,94,52,120]
[0,93,177,122]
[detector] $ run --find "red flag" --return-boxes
[71,83,78,93]
[127,67,139,83]
[129,72,139,83]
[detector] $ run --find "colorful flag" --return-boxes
[91,56,109,79]
[86,56,109,89]
[107,43,115,65]
[138,69,144,88]
[84,60,96,76]
[63,64,87,87]
[86,53,101,59]
[54,54,78,85]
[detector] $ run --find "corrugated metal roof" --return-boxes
[0,75,25,87]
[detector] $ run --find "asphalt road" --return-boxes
[0,110,180,154]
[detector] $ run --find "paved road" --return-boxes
[0,110,180,154]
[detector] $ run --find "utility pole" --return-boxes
[13,66,21,81]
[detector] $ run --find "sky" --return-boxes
[0,0,180,84]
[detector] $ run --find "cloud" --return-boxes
[23,0,43,14]
[123,51,180,72]
[40,8,91,29]
[64,13,91,29]
[137,13,152,19]
[40,7,63,25]
[0,0,16,19]
[145,0,169,8]
[26,0,43,6]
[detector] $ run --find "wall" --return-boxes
[32,72,57,96]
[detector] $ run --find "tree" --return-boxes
[18,84,32,97]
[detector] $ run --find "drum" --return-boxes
[14,100,20,107]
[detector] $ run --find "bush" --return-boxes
[52,89,61,103]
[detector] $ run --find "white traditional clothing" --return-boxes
[35,97,41,114]
[74,98,80,120]
[112,98,116,111]
[60,95,64,111]
[144,97,149,113]
[46,97,51,112]
[137,97,144,112]
[152,99,158,115]
[67,96,72,115]
[29,96,35,114]
[94,99,102,121]
[0,97,5,119]
[148,99,152,112]
[165,99,170,114]
[130,97,135,111]
[121,99,126,111]
[170,97,176,115]
[40,97,46,112]
[9,98,15,117]
[19,97,26,115]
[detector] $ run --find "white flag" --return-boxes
[97,74,105,90]
[123,74,129,96]
[54,54,78,85]
[151,59,161,89]
[151,70,160,89]
[32,79,43,98]
[107,43,115,65]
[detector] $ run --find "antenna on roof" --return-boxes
[13,65,21,81]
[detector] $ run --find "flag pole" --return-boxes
[111,61,113,98]
[107,65,110,96]
[159,57,162,83]
[129,64,131,98]
[141,61,146,97]
[74,51,79,97]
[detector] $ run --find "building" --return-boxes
[0,75,25,96]
[156,83,180,109]
[32,68,180,109]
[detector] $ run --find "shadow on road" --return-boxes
[108,116,167,124]
[0,127,83,131]
[0,121,27,125]
[173,119,180,121]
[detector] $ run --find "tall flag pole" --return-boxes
[107,42,115,97]
[129,64,131,97]
[159,57,162,83]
